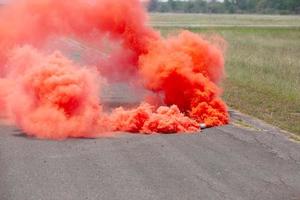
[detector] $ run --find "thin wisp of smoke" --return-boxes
[0,0,229,139]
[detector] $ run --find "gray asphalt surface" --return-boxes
[0,84,300,200]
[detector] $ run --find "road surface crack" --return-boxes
[196,174,233,200]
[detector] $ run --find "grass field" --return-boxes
[150,13,300,27]
[150,14,300,135]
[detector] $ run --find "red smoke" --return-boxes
[0,0,229,139]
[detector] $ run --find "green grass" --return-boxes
[150,13,300,27]
[151,14,300,135]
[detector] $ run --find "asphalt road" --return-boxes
[0,84,300,200]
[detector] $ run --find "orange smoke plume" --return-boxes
[0,0,229,139]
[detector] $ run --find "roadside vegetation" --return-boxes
[151,13,300,135]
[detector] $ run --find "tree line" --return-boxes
[147,0,300,14]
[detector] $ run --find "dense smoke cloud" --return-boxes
[0,0,229,139]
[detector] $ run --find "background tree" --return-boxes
[148,0,159,12]
[146,0,300,14]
